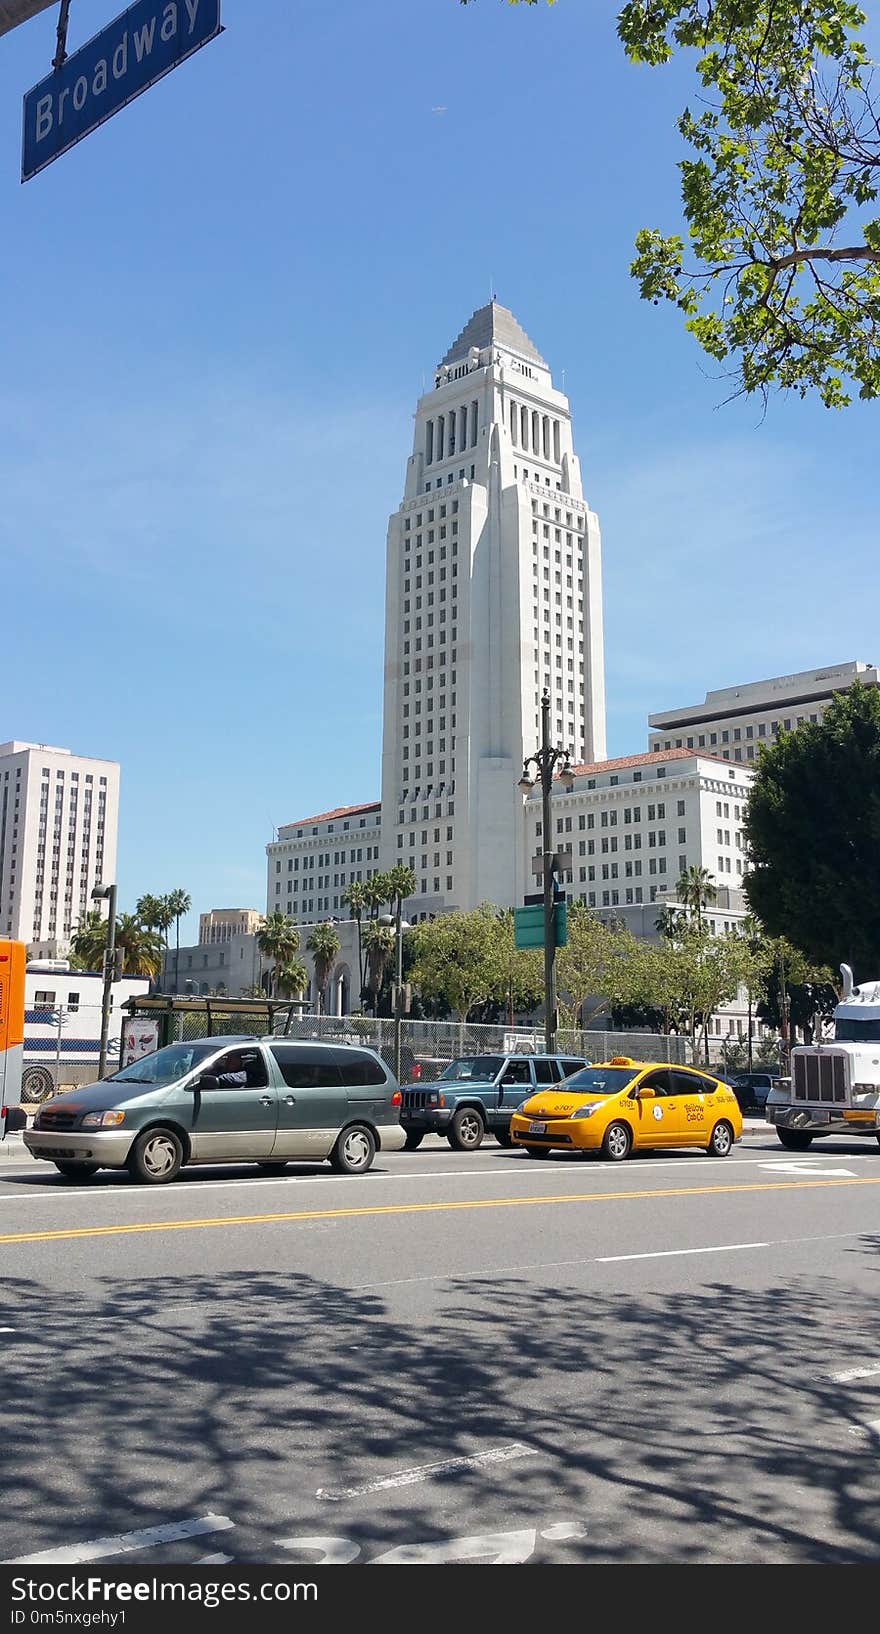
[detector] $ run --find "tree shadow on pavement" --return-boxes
[3,1245,880,1563]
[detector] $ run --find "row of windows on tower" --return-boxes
[425,405,479,465]
[511,404,562,462]
[404,500,459,533]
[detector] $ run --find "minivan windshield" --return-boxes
[561,1066,639,1095]
[109,1041,222,1086]
[441,1056,505,1081]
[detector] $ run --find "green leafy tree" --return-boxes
[306,922,341,1015]
[463,0,880,405]
[408,904,512,1021]
[256,912,301,999]
[556,904,637,1027]
[745,683,880,977]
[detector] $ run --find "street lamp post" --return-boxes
[380,905,410,1084]
[519,689,575,1054]
[92,882,118,1080]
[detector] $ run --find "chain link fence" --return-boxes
[117,1000,693,1084]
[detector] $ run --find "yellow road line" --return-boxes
[2,1175,879,1246]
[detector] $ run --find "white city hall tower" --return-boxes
[380,301,606,916]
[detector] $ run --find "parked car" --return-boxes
[510,1057,743,1161]
[400,1051,589,1150]
[22,1035,405,1183]
[728,1071,779,1112]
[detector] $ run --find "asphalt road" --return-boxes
[2,1128,880,1566]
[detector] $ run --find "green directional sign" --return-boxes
[514,903,568,950]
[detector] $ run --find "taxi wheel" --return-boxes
[601,1121,632,1162]
[54,1162,99,1180]
[404,1131,425,1150]
[448,1107,485,1150]
[707,1120,734,1157]
[525,1145,552,1159]
[331,1124,376,1174]
[127,1127,183,1185]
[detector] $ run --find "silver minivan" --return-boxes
[23,1035,406,1183]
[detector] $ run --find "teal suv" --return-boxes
[401,1052,589,1150]
[23,1036,405,1182]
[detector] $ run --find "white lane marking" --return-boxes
[2,1513,234,1566]
[196,1553,234,1564]
[0,1326,15,1332]
[761,1161,856,1177]
[831,1364,880,1383]
[371,1527,538,1565]
[541,1522,588,1541]
[868,1420,880,1436]
[277,1537,362,1564]
[359,1229,869,1291]
[2,1149,873,1206]
[317,1442,535,1501]
[597,1242,767,1263]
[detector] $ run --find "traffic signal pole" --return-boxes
[97,883,118,1080]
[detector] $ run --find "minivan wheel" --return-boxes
[403,1131,425,1150]
[447,1107,484,1150]
[127,1127,183,1184]
[331,1124,376,1175]
[54,1162,99,1180]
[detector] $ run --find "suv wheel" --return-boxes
[447,1107,484,1150]
[127,1127,184,1184]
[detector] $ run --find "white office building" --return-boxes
[0,741,120,954]
[379,300,605,916]
[522,747,754,921]
[648,660,879,763]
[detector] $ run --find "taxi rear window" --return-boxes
[564,1067,637,1095]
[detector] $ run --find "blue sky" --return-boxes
[1,0,877,940]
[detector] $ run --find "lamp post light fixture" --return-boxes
[518,689,575,1054]
[91,882,118,1079]
[380,907,411,1085]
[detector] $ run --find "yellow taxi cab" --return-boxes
[509,1057,743,1161]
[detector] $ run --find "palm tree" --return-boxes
[362,919,395,1015]
[676,865,717,929]
[164,888,192,994]
[342,881,368,1004]
[363,875,391,921]
[135,893,174,983]
[654,903,684,942]
[256,912,301,998]
[69,909,108,972]
[113,915,165,979]
[306,923,341,1015]
[387,862,417,916]
[276,958,310,1000]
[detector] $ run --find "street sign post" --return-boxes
[22,0,223,182]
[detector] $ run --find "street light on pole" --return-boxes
[518,689,575,1054]
[380,906,411,1084]
[92,882,118,1080]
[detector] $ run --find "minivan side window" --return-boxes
[335,1051,387,1087]
[269,1047,343,1089]
[211,1049,268,1089]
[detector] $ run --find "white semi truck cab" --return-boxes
[765,964,880,1150]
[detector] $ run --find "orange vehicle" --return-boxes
[510,1056,743,1161]
[0,939,26,1140]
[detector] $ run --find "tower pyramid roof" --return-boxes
[441,301,547,369]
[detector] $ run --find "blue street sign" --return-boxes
[22,0,222,182]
